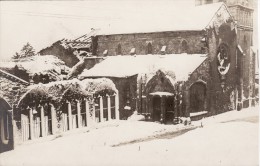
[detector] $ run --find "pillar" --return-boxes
[50,104,56,134]
[160,96,166,123]
[40,105,45,137]
[92,100,96,123]
[115,93,119,120]
[107,95,111,121]
[92,99,96,123]
[76,100,81,128]
[183,90,190,117]
[67,101,72,130]
[99,96,104,122]
[85,99,90,126]
[28,107,33,140]
[174,93,178,118]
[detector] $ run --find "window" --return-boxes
[161,46,166,55]
[147,42,153,54]
[130,48,136,55]
[117,44,122,55]
[103,50,108,56]
[181,40,188,53]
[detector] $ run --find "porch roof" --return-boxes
[149,92,174,97]
[79,54,207,82]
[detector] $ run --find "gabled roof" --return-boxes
[96,2,232,36]
[79,54,207,82]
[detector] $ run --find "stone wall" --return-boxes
[96,31,205,56]
[206,22,238,114]
[108,75,138,119]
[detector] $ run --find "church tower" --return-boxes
[195,0,255,107]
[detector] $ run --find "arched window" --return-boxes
[147,42,152,54]
[117,44,122,55]
[181,40,188,53]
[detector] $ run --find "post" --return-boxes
[160,96,166,123]
[67,101,72,130]
[85,99,90,126]
[40,105,45,137]
[183,90,190,117]
[28,107,33,140]
[76,100,81,128]
[115,93,119,120]
[92,100,96,123]
[99,96,104,122]
[50,104,56,134]
[107,95,111,121]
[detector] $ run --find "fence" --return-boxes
[19,94,119,143]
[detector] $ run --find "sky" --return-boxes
[0,0,258,60]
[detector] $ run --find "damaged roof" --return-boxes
[0,55,70,81]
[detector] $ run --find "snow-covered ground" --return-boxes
[0,106,258,166]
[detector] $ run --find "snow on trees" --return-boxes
[12,42,36,59]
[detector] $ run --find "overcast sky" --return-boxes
[0,0,258,60]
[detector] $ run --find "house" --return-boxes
[76,2,256,122]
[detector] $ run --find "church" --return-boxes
[77,0,256,122]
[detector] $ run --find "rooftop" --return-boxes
[96,3,232,36]
[79,54,207,82]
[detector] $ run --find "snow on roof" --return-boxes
[81,78,118,94]
[79,54,207,82]
[96,3,231,36]
[17,79,88,107]
[14,55,70,76]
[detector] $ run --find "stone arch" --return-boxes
[0,97,13,153]
[147,42,153,54]
[117,44,122,55]
[189,82,207,113]
[180,39,188,53]
[144,70,175,94]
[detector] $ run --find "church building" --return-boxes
[78,1,256,123]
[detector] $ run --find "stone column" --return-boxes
[50,104,56,134]
[99,96,104,122]
[67,101,72,130]
[115,93,119,120]
[183,90,190,117]
[76,100,81,128]
[174,93,178,118]
[160,96,166,123]
[107,95,111,121]
[85,99,90,126]
[40,105,45,137]
[92,100,96,123]
[28,107,34,140]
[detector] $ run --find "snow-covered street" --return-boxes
[0,106,258,166]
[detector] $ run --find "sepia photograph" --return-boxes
[0,0,259,165]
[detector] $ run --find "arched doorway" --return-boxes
[0,97,13,153]
[190,82,206,113]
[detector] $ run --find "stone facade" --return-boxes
[195,0,256,108]
[96,31,206,56]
